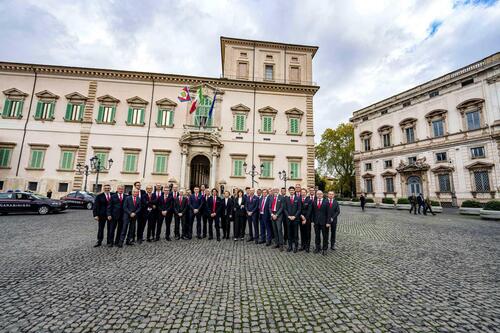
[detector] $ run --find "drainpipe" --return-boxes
[143,78,155,178]
[251,42,256,184]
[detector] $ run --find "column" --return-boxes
[180,153,187,189]
[210,153,217,189]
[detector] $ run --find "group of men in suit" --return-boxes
[92,182,340,255]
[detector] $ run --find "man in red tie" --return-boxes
[245,188,259,243]
[174,189,189,240]
[92,184,112,247]
[119,188,142,247]
[312,190,329,255]
[284,186,301,253]
[107,185,127,246]
[269,188,285,251]
[157,187,172,241]
[258,189,272,245]
[299,188,313,252]
[207,188,222,241]
[326,191,340,250]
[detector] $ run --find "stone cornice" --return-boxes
[220,36,319,58]
[0,61,320,95]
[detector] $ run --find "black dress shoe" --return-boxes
[258,240,266,244]
[293,247,298,253]
[217,238,221,241]
[107,243,113,248]
[93,242,102,247]
[247,238,254,242]
[117,243,123,248]
[274,244,279,249]
[266,241,271,246]
[331,246,336,251]
[197,236,202,239]
[287,247,292,252]
[322,250,327,256]
[146,239,152,242]
[313,248,320,254]
[255,240,259,244]
[208,237,213,240]
[166,237,172,241]
[305,248,310,253]
[126,241,134,246]
[279,246,284,252]
[175,236,180,240]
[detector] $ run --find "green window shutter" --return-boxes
[48,102,55,119]
[78,105,84,121]
[3,99,11,117]
[154,155,167,173]
[235,114,245,131]
[110,106,116,123]
[61,151,74,169]
[0,148,11,167]
[290,162,299,179]
[65,103,72,120]
[97,105,104,122]
[30,150,44,169]
[16,100,24,118]
[290,118,299,134]
[127,107,133,124]
[168,110,174,126]
[234,160,243,176]
[140,108,145,125]
[262,161,271,177]
[35,101,43,119]
[156,109,163,126]
[124,154,137,172]
[263,117,272,132]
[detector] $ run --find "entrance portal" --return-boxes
[407,176,422,196]
[190,155,210,190]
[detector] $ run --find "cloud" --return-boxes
[0,0,498,140]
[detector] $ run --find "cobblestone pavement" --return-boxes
[0,207,499,333]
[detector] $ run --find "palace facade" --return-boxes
[350,52,500,206]
[0,37,318,195]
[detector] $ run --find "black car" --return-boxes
[0,191,67,215]
[60,191,95,210]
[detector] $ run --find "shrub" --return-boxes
[382,197,394,204]
[484,200,500,211]
[430,200,441,207]
[397,198,410,204]
[336,197,346,201]
[365,198,374,203]
[461,200,482,208]
[351,197,360,202]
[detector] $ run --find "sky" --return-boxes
[0,0,499,139]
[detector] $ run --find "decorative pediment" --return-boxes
[359,130,372,138]
[381,170,397,177]
[258,106,278,115]
[156,98,177,108]
[35,90,59,100]
[126,96,148,106]
[189,82,225,95]
[457,98,484,110]
[465,161,494,170]
[284,107,304,116]
[396,158,430,173]
[65,92,88,102]
[3,88,28,99]
[399,117,417,127]
[179,132,223,148]
[425,109,447,120]
[362,173,375,179]
[230,103,251,113]
[431,165,454,173]
[97,94,120,104]
[377,125,393,133]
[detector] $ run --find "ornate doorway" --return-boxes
[407,176,422,196]
[190,155,210,190]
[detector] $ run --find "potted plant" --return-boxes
[396,197,411,210]
[365,198,377,208]
[430,200,443,213]
[459,200,482,216]
[480,200,500,220]
[380,197,395,209]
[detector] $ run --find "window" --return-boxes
[466,110,481,130]
[384,160,392,169]
[266,55,273,60]
[432,119,444,137]
[471,146,485,158]
[436,152,447,162]
[58,183,69,193]
[2,99,23,118]
[237,62,248,79]
[438,174,451,192]
[59,150,75,170]
[429,90,439,98]
[34,101,55,120]
[365,179,373,193]
[473,171,490,192]
[0,148,13,168]
[291,56,298,62]
[382,133,391,147]
[408,156,417,165]
[232,159,244,177]
[64,104,83,122]
[157,109,174,127]
[92,184,102,193]
[123,153,138,173]
[124,185,133,194]
[289,161,300,179]
[385,177,394,193]
[29,149,45,169]
[0,180,3,190]
[94,152,109,171]
[194,97,212,127]
[97,105,116,124]
[365,163,372,171]
[461,78,474,87]
[240,52,247,57]
[363,138,371,151]
[405,127,415,143]
[262,116,273,133]
[265,65,274,81]
[289,66,300,83]
[28,182,38,192]
[233,114,246,132]
[127,107,145,126]
[261,160,272,178]
[289,118,300,134]
[153,154,168,174]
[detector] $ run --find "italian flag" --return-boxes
[189,88,204,114]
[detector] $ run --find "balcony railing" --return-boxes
[220,74,317,86]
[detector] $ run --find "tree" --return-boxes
[314,170,326,191]
[316,123,355,197]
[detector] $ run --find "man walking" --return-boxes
[409,194,417,215]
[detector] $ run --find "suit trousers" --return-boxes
[247,213,258,240]
[283,216,288,242]
[96,216,107,244]
[287,218,300,248]
[121,215,136,243]
[202,214,209,237]
[180,214,190,238]
[299,220,311,249]
[221,215,231,239]
[208,216,221,239]
[314,224,329,250]
[234,214,245,239]
[329,221,338,248]
[173,213,181,238]
[136,212,146,241]
[192,212,202,237]
[146,211,157,240]
[271,215,284,246]
[259,213,272,242]
[113,217,123,245]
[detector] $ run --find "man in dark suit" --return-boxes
[207,188,222,241]
[299,188,313,252]
[245,188,259,243]
[174,189,189,239]
[258,189,272,246]
[221,190,234,240]
[93,184,113,247]
[151,184,163,240]
[201,188,210,238]
[142,185,157,243]
[312,190,330,255]
[119,188,142,247]
[170,184,182,239]
[189,186,204,239]
[269,188,285,251]
[326,191,341,250]
[156,187,172,241]
[107,185,126,246]
[284,186,302,253]
[417,193,425,215]
[129,181,147,242]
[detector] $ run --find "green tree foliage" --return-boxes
[316,123,355,197]
[315,170,326,191]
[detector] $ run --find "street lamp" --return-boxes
[243,162,264,188]
[76,163,91,192]
[90,156,113,192]
[278,170,293,189]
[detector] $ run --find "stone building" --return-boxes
[0,37,318,195]
[350,53,500,205]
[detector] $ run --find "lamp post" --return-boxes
[89,156,113,192]
[278,170,293,189]
[243,162,264,188]
[76,163,91,192]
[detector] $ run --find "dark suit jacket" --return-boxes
[174,195,188,215]
[284,195,302,220]
[325,198,340,224]
[93,192,111,217]
[312,198,329,225]
[207,196,222,217]
[189,193,204,213]
[221,197,234,219]
[157,193,172,212]
[107,193,127,220]
[128,189,147,208]
[245,195,259,214]
[124,195,142,216]
[258,195,271,220]
[300,196,313,221]
[268,195,284,217]
[233,196,247,216]
[152,191,164,211]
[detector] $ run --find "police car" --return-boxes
[60,191,95,210]
[0,191,67,215]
